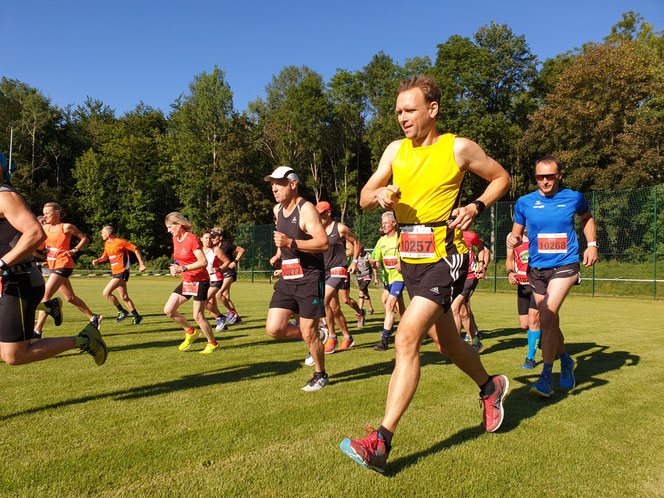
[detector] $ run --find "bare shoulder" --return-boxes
[453,137,487,170]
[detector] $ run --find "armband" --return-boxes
[587,241,597,247]
[470,200,485,215]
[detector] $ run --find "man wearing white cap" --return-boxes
[264,167,330,391]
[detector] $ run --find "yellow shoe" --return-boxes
[178,330,200,351]
[199,342,220,354]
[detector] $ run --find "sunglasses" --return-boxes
[535,174,559,181]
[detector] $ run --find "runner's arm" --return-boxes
[230,245,245,269]
[173,247,207,274]
[214,246,232,271]
[63,223,89,256]
[580,212,598,267]
[476,244,490,279]
[360,140,402,211]
[0,191,46,265]
[134,249,147,272]
[507,222,524,250]
[449,138,511,230]
[505,242,518,285]
[339,224,360,273]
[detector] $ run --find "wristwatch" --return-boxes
[181,266,188,273]
[289,239,297,250]
[470,200,485,215]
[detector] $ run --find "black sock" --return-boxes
[378,425,393,449]
[117,305,126,313]
[479,376,496,397]
[314,370,327,379]
[131,309,140,318]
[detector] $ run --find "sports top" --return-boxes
[356,253,373,280]
[392,133,468,264]
[0,183,33,265]
[42,223,74,270]
[172,231,209,283]
[510,234,530,285]
[204,247,221,282]
[463,231,484,279]
[276,198,324,283]
[513,188,590,268]
[323,222,348,272]
[219,240,237,262]
[372,233,403,285]
[102,237,136,275]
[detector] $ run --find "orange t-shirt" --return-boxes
[41,224,74,270]
[102,237,137,275]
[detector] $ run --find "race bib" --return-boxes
[47,247,59,261]
[282,258,304,280]
[330,266,348,278]
[383,256,399,269]
[517,271,529,284]
[538,233,568,254]
[182,282,200,296]
[400,226,435,259]
[109,255,119,267]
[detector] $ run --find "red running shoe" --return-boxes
[480,374,509,432]
[339,427,390,473]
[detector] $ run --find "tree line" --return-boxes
[1,11,662,260]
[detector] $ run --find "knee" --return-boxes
[102,290,113,300]
[265,323,282,338]
[63,294,77,304]
[1,350,22,366]
[163,306,175,318]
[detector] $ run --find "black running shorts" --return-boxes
[222,269,237,282]
[401,254,468,313]
[457,276,478,301]
[325,274,350,291]
[52,268,73,278]
[357,278,371,296]
[173,280,210,301]
[517,283,538,315]
[269,278,325,319]
[528,263,581,296]
[0,270,45,343]
[111,270,130,282]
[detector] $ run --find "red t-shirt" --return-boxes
[172,232,209,283]
[513,236,530,285]
[463,231,484,279]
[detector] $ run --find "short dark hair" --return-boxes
[398,76,441,106]
[536,155,562,173]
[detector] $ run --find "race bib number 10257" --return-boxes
[400,226,436,259]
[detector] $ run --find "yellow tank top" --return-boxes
[393,133,468,264]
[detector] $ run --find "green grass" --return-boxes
[1,277,663,496]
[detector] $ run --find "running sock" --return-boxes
[381,328,393,341]
[116,305,126,313]
[559,351,573,366]
[131,309,140,318]
[185,327,195,335]
[527,329,541,360]
[378,425,393,449]
[479,376,496,397]
[542,363,554,381]
[313,370,327,379]
[208,341,218,346]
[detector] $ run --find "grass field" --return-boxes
[1,277,663,496]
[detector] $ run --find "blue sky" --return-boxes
[2,0,663,116]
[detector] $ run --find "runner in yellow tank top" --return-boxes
[340,76,512,473]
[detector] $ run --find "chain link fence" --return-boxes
[236,186,663,299]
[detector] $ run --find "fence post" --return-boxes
[592,191,596,298]
[654,186,658,300]
[251,225,256,283]
[493,203,497,293]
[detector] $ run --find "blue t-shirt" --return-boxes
[513,188,590,268]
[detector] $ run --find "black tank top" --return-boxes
[323,222,348,270]
[276,198,323,282]
[0,183,29,263]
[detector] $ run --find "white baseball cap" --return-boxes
[264,166,299,182]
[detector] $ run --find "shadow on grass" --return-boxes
[0,360,302,421]
[332,351,451,385]
[384,342,639,476]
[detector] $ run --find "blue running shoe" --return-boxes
[521,358,536,369]
[531,376,554,398]
[560,358,576,389]
[226,311,237,325]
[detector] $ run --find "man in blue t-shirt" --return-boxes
[507,156,598,398]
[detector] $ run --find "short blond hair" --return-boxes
[102,225,116,235]
[165,211,193,229]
